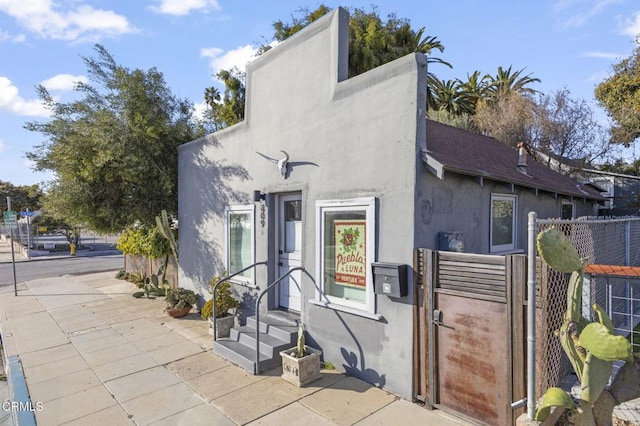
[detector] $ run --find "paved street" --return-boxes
[0,236,123,287]
[0,255,124,287]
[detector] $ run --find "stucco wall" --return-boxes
[178,8,425,399]
[414,165,598,253]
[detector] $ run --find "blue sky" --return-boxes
[1,0,639,186]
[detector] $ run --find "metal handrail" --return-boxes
[211,261,267,341]
[254,266,316,374]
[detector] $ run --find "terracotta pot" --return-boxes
[166,305,192,318]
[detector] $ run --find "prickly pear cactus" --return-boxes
[535,227,633,425]
[536,228,582,273]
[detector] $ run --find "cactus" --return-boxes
[296,323,305,358]
[155,209,178,261]
[535,228,634,424]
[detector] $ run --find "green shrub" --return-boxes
[201,273,239,319]
[116,226,171,259]
[165,288,196,310]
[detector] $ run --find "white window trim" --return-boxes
[490,194,517,253]
[314,197,377,316]
[225,204,255,284]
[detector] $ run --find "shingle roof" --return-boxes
[424,120,605,201]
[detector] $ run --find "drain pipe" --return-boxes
[527,211,537,420]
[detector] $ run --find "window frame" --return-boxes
[561,200,575,219]
[225,204,256,284]
[314,197,377,316]
[490,193,517,253]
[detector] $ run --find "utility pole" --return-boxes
[6,196,17,296]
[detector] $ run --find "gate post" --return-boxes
[526,212,537,420]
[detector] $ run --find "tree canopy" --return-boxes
[26,44,204,233]
[200,4,615,176]
[0,181,43,214]
[204,4,450,129]
[595,46,640,147]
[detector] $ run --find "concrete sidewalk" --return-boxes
[0,271,468,426]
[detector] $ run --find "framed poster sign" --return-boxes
[334,220,366,288]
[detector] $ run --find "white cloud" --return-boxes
[193,100,208,121]
[201,44,258,76]
[582,51,624,60]
[0,77,49,117]
[41,74,87,91]
[554,0,622,28]
[0,1,136,42]
[0,139,5,153]
[150,0,220,16]
[620,11,640,39]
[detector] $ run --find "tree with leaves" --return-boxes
[205,5,449,129]
[26,44,204,233]
[0,181,43,213]
[533,89,610,175]
[595,46,640,146]
[473,90,537,148]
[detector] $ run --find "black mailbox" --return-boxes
[372,262,408,298]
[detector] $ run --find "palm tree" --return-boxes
[427,76,473,115]
[204,86,220,109]
[487,65,540,97]
[456,71,491,113]
[203,86,221,130]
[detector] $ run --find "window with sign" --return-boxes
[226,205,255,282]
[315,197,376,315]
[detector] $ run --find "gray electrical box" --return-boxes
[438,231,464,252]
[372,262,408,298]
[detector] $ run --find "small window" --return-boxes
[316,197,376,314]
[561,200,575,219]
[226,205,255,281]
[490,194,517,253]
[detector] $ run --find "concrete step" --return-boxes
[213,311,299,374]
[213,339,280,373]
[246,313,299,341]
[230,326,294,358]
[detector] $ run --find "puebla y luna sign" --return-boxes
[334,220,366,287]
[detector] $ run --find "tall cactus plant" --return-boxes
[535,228,638,425]
[155,209,178,261]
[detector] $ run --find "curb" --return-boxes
[0,323,36,426]
[0,251,123,264]
[5,356,36,426]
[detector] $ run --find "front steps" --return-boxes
[213,311,299,374]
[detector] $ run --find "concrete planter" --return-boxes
[279,345,322,387]
[208,315,235,338]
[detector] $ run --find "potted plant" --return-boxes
[165,287,196,318]
[201,273,239,338]
[280,323,322,387]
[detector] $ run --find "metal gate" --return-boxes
[415,249,526,425]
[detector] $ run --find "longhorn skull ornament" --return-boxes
[256,150,289,178]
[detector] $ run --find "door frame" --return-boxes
[276,192,303,311]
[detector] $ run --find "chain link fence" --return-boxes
[534,216,640,424]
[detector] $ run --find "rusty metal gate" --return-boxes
[415,249,526,425]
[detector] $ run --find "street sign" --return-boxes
[20,211,36,217]
[3,211,18,229]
